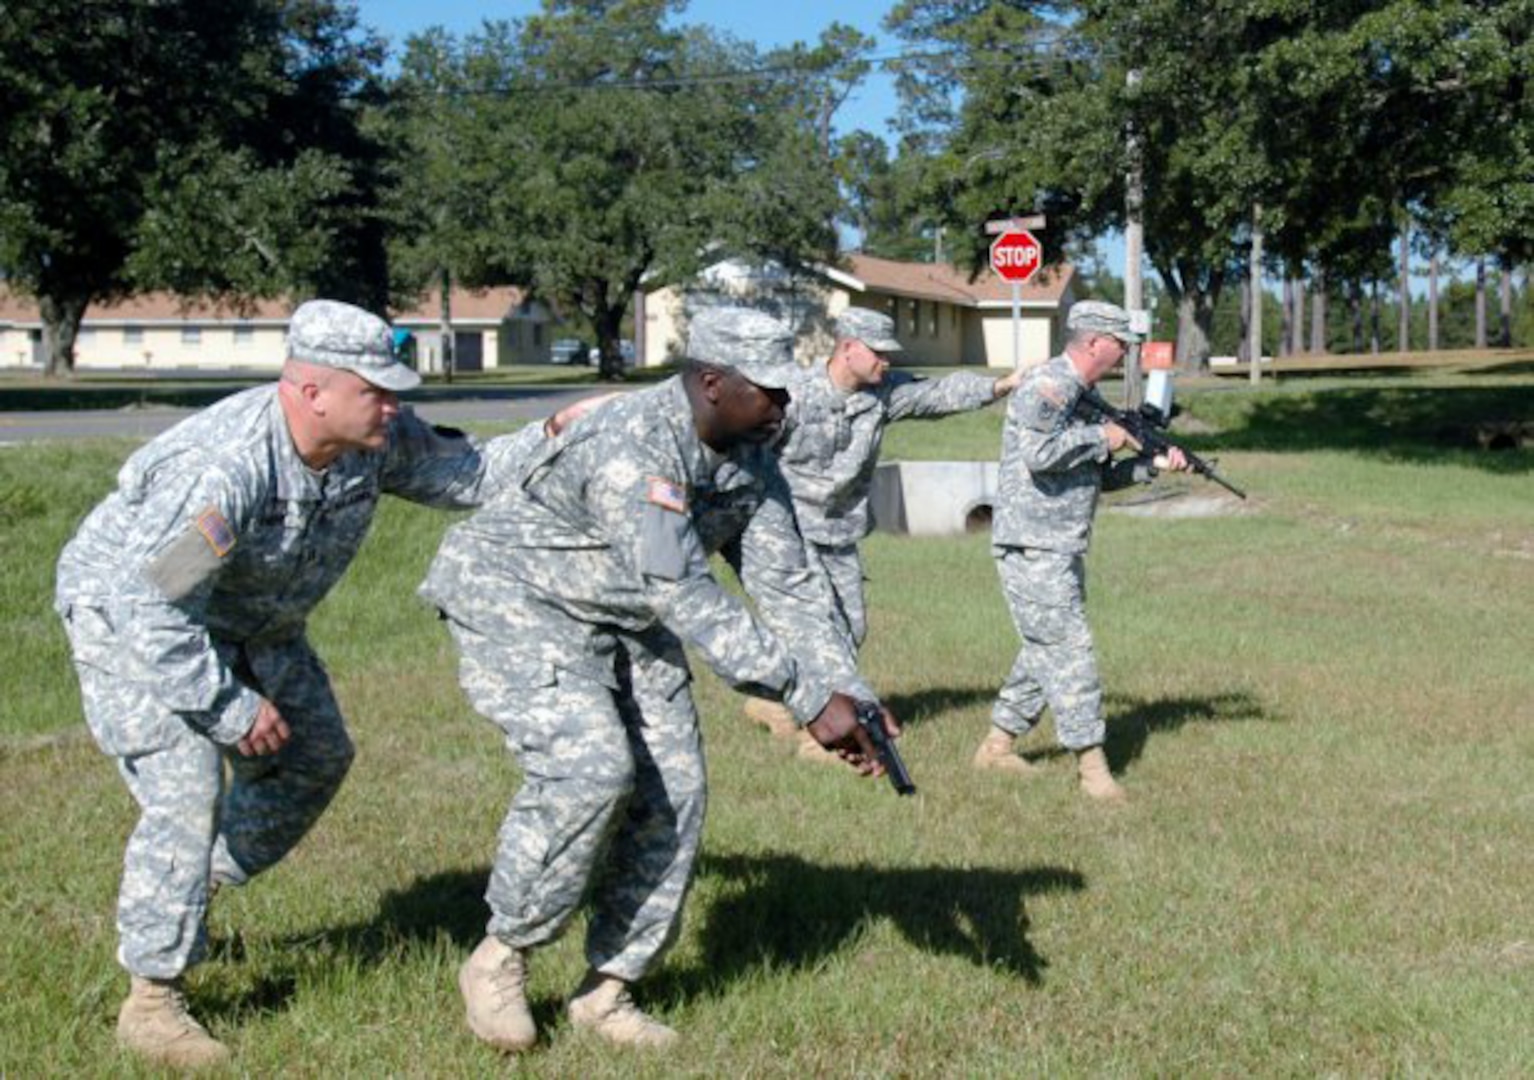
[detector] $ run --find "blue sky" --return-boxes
[355,0,902,141]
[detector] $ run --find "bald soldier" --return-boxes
[983,300,1189,799]
[54,299,545,1068]
[743,306,1022,758]
[421,306,893,1053]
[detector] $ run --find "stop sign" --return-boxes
[990,230,1041,283]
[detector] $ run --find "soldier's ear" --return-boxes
[696,366,727,404]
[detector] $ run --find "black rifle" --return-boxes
[1072,386,1247,499]
[854,700,916,796]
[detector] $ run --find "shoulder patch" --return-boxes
[646,477,688,514]
[1036,382,1066,408]
[195,507,237,557]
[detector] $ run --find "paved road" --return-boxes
[0,386,612,445]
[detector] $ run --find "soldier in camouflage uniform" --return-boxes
[421,306,892,1053]
[54,300,543,1068]
[742,307,1021,757]
[983,300,1189,799]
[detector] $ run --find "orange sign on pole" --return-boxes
[1140,341,1174,370]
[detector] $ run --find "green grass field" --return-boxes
[2,376,1531,1076]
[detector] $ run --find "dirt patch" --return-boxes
[1107,489,1248,518]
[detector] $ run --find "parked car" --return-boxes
[587,340,636,368]
[549,338,587,365]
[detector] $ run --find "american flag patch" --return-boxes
[195,507,237,557]
[646,477,687,514]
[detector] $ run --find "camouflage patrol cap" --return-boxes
[834,307,903,352]
[286,299,421,391]
[685,306,795,389]
[1066,300,1142,344]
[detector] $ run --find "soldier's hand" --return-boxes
[992,368,1024,398]
[805,692,882,775]
[1104,421,1141,454]
[1153,447,1191,472]
[238,698,291,757]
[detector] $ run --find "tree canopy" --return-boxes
[384,0,844,377]
[0,0,386,374]
[883,0,1534,365]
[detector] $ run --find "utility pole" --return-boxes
[1124,68,1145,408]
[439,266,455,384]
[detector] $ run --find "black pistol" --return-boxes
[854,700,915,796]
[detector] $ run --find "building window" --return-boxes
[123,327,143,344]
[233,325,253,345]
[908,299,920,338]
[532,323,544,346]
[929,303,938,338]
[181,327,201,345]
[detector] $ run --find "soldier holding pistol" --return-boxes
[421,306,893,1054]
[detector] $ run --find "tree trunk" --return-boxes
[1475,257,1487,348]
[1290,275,1305,354]
[439,266,455,385]
[1173,289,1215,372]
[1280,278,1293,358]
[1427,253,1439,352]
[1350,282,1364,354]
[592,301,627,381]
[1397,225,1410,352]
[1370,278,1381,354]
[1247,206,1263,384]
[40,293,89,377]
[1238,273,1251,365]
[1499,257,1513,347]
[1309,269,1327,354]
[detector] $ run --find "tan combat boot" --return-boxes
[459,935,537,1052]
[568,971,678,1048]
[116,975,230,1069]
[1076,746,1127,802]
[742,697,797,738]
[971,727,1041,776]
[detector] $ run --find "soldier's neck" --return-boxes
[277,385,340,472]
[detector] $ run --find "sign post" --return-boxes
[989,229,1042,369]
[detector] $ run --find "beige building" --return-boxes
[638,254,1076,370]
[0,285,556,373]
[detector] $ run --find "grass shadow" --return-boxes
[1199,385,1534,472]
[267,868,490,962]
[1103,690,1271,772]
[260,852,1080,1016]
[649,851,1085,1004]
[881,685,997,730]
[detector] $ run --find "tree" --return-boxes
[388,1,841,379]
[886,0,1281,368]
[0,0,388,375]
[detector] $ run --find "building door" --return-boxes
[453,331,483,372]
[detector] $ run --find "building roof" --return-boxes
[0,285,535,327]
[391,284,534,324]
[837,253,1074,308]
[0,289,292,326]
